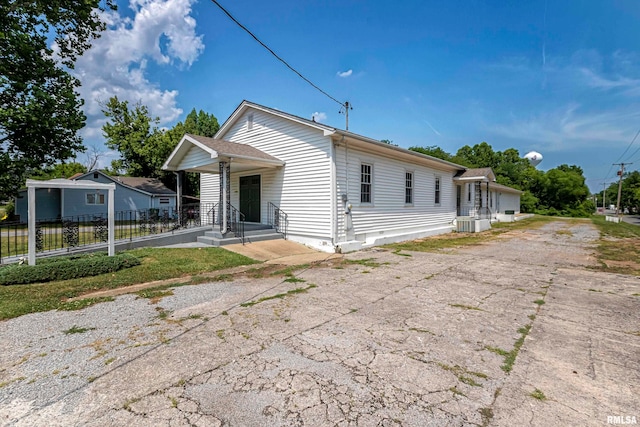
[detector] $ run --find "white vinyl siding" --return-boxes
[200,173,219,205]
[335,144,457,244]
[220,109,333,241]
[180,144,213,170]
[498,191,521,214]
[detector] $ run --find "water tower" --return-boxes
[524,151,543,167]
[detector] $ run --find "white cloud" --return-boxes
[74,0,204,140]
[489,103,640,152]
[580,68,640,97]
[312,112,327,122]
[337,69,353,78]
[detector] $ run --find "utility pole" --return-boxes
[614,163,631,216]
[341,101,352,130]
[602,182,607,210]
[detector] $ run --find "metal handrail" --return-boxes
[267,202,288,239]
[228,204,245,244]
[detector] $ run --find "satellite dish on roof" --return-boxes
[524,151,543,167]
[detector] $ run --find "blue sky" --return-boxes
[74,0,640,192]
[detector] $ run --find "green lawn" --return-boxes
[0,247,257,320]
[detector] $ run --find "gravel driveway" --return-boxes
[1,220,638,426]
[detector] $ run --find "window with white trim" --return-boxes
[434,176,441,205]
[405,172,413,204]
[159,198,170,204]
[360,163,372,203]
[86,193,105,205]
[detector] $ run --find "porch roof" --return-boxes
[453,167,496,182]
[162,134,285,173]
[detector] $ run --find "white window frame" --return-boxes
[159,198,170,204]
[86,192,105,205]
[360,163,373,204]
[434,176,441,206]
[405,171,413,205]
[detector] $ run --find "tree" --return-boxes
[0,0,115,200]
[83,144,106,171]
[102,97,167,178]
[535,165,590,216]
[30,162,87,180]
[409,145,456,163]
[161,108,220,196]
[102,100,220,196]
[620,171,640,214]
[409,141,594,217]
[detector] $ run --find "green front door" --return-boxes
[239,175,261,222]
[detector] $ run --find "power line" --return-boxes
[209,0,345,109]
[616,127,640,164]
[626,141,640,164]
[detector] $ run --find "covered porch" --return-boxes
[454,168,496,233]
[162,134,287,242]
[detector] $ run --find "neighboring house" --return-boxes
[15,170,176,221]
[163,100,522,253]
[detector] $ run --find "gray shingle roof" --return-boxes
[186,134,282,163]
[114,177,176,195]
[455,167,494,179]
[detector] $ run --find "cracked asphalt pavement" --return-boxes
[1,220,639,426]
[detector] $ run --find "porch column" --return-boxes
[175,171,183,219]
[219,161,231,233]
[27,186,36,265]
[486,182,490,214]
[108,186,115,257]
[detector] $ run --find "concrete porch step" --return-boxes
[197,227,284,247]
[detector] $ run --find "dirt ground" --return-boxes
[0,220,638,426]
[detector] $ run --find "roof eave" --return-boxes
[216,100,335,139]
[332,129,466,172]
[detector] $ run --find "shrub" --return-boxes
[0,253,141,285]
[1,201,15,221]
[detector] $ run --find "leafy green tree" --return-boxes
[535,165,590,216]
[452,142,499,169]
[162,108,220,195]
[620,171,640,214]
[0,0,115,200]
[102,97,167,178]
[409,145,456,163]
[30,162,87,180]
[409,141,593,217]
[102,100,220,196]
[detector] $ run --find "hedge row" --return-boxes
[0,253,141,286]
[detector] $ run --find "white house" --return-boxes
[163,101,522,252]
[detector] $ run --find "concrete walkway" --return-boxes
[223,240,342,265]
[162,239,342,265]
